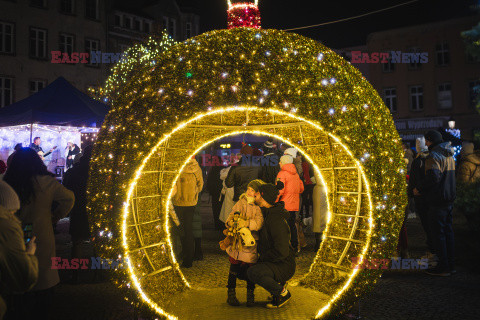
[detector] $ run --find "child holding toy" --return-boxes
[220,179,264,307]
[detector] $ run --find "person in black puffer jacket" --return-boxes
[415,130,456,276]
[247,182,296,309]
[225,145,261,202]
[408,137,434,258]
[260,139,280,184]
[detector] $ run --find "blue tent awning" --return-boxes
[0,77,109,127]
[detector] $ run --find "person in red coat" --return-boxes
[276,155,304,253]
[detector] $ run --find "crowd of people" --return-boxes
[0,139,91,319]
[171,138,329,308]
[405,130,480,276]
[1,130,479,317]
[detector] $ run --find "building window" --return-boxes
[435,41,450,66]
[185,22,192,39]
[382,52,395,73]
[29,27,47,59]
[383,88,397,112]
[30,0,46,8]
[144,22,150,33]
[124,17,132,29]
[29,79,46,94]
[0,77,13,108]
[85,38,99,66]
[409,85,424,111]
[60,0,74,14]
[85,0,99,20]
[134,19,141,31]
[407,46,422,70]
[59,33,74,54]
[0,21,14,54]
[114,14,121,26]
[168,19,176,39]
[469,80,480,107]
[437,83,452,109]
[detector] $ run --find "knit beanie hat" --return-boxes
[263,139,274,149]
[248,179,265,192]
[258,183,279,206]
[280,155,294,165]
[284,147,298,158]
[240,145,253,155]
[0,180,20,211]
[424,130,443,145]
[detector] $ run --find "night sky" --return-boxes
[177,0,478,48]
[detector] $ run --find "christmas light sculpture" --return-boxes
[227,0,261,29]
[89,4,407,320]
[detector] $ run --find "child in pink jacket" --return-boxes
[223,179,264,307]
[276,155,304,253]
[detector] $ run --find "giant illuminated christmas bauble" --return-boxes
[89,4,407,320]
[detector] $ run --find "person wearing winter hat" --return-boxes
[247,182,295,309]
[414,130,456,276]
[408,137,436,266]
[222,179,264,307]
[277,155,304,254]
[283,148,303,177]
[261,139,280,184]
[0,180,38,320]
[225,145,261,202]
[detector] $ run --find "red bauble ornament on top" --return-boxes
[227,0,261,29]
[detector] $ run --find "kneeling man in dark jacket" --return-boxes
[247,183,296,308]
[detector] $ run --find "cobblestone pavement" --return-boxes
[51,198,480,320]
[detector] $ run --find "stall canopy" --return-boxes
[0,77,109,127]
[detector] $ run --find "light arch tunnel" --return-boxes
[122,107,372,319]
[89,28,407,319]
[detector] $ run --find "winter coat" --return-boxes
[63,157,91,242]
[15,175,74,291]
[276,163,304,212]
[206,165,224,197]
[260,153,280,184]
[407,151,429,198]
[457,151,480,183]
[257,201,296,283]
[225,195,264,263]
[312,171,328,233]
[219,166,235,223]
[417,142,456,206]
[172,159,203,207]
[0,206,38,319]
[302,161,314,185]
[225,157,261,202]
[66,145,81,168]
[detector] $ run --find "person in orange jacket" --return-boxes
[276,155,304,253]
